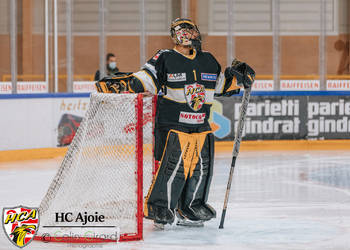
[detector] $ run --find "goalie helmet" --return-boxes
[170,18,202,51]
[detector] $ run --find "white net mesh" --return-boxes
[37,93,154,241]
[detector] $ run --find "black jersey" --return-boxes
[131,48,238,128]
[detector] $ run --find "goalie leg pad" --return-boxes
[178,133,216,221]
[145,205,175,225]
[144,131,183,224]
[144,130,213,224]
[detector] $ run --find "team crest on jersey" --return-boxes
[184,83,206,111]
[167,73,186,82]
[2,206,39,248]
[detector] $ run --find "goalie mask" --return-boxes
[170,18,202,51]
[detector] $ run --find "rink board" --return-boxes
[215,91,350,140]
[1,91,350,151]
[1,140,349,163]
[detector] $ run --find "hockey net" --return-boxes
[35,93,155,242]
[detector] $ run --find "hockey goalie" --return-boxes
[96,18,255,228]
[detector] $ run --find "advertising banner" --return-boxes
[326,80,350,90]
[0,95,89,150]
[215,93,350,141]
[0,82,48,94]
[307,96,350,139]
[73,81,96,93]
[280,80,320,91]
[252,80,274,91]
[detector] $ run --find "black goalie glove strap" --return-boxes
[95,72,133,93]
[225,59,255,89]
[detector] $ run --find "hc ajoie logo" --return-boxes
[2,205,39,248]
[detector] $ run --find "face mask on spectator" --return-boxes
[108,62,117,70]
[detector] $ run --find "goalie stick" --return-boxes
[218,84,252,229]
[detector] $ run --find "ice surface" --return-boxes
[1,151,350,250]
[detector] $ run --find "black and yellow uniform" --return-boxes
[94,18,255,225]
[131,48,240,128]
[127,48,240,224]
[132,48,240,165]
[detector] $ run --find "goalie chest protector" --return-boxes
[144,49,221,128]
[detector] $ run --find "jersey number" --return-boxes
[193,70,197,82]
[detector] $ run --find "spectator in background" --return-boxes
[94,53,119,81]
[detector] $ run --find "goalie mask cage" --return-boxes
[34,93,156,243]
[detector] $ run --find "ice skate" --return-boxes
[153,221,165,230]
[175,209,204,227]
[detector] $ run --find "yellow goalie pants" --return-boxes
[144,129,214,218]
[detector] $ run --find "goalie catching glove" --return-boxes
[215,59,255,97]
[95,72,133,93]
[226,59,255,89]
